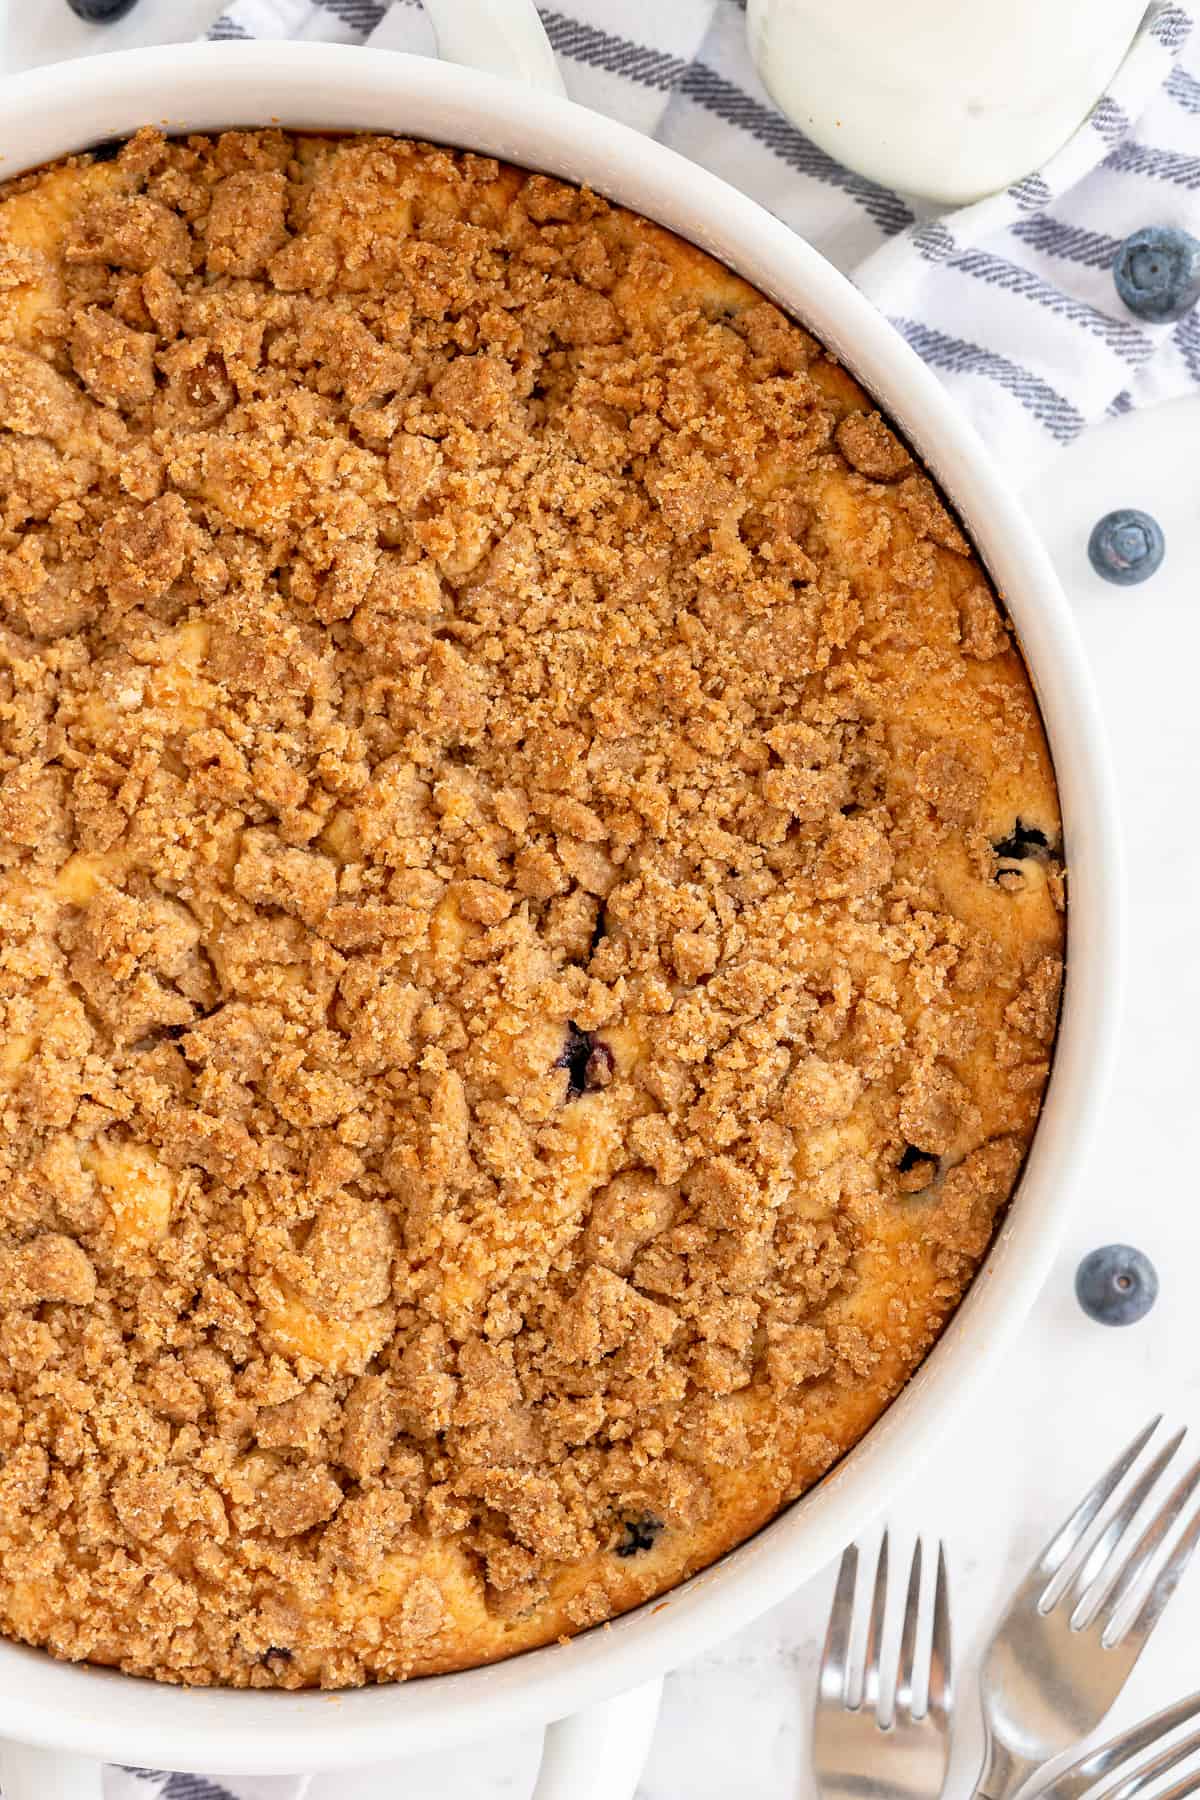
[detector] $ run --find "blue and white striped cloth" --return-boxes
[34,1,1196,1796]
[198,0,1200,481]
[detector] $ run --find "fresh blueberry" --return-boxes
[1087,509,1165,586]
[1112,226,1200,323]
[67,0,142,19]
[614,1514,664,1557]
[1075,1245,1158,1327]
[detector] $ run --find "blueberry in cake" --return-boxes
[0,130,1064,1687]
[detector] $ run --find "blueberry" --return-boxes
[992,820,1051,863]
[583,1040,614,1088]
[614,1514,664,1557]
[896,1144,937,1193]
[1075,1245,1158,1327]
[1113,226,1200,323]
[556,1024,614,1098]
[87,137,129,163]
[1087,509,1165,586]
[67,0,142,18]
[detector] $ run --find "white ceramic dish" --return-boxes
[0,6,1123,1797]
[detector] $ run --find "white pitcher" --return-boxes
[746,0,1150,204]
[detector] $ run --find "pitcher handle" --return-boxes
[421,0,566,96]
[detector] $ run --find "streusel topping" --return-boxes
[0,129,1064,1687]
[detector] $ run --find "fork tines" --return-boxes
[1050,1689,1200,1798]
[1035,1417,1200,1650]
[819,1531,951,1729]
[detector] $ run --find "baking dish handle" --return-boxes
[419,29,664,1790]
[421,0,567,97]
[533,1678,664,1800]
[0,1685,662,1799]
[0,1741,103,1800]
[0,12,616,1800]
[351,19,644,1800]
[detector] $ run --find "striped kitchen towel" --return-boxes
[194,0,1200,480]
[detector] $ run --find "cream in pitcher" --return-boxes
[746,0,1149,204]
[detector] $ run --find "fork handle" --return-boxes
[971,1738,1042,1800]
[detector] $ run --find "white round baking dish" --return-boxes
[0,7,1123,1797]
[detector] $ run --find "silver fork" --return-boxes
[974,1418,1200,1800]
[1039,1690,1200,1798]
[813,1532,952,1798]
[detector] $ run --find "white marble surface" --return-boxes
[292,397,1200,1797]
[4,8,1199,1794]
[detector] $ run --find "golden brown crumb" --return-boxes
[0,128,1063,1691]
[834,410,913,480]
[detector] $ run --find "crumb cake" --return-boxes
[0,129,1065,1688]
